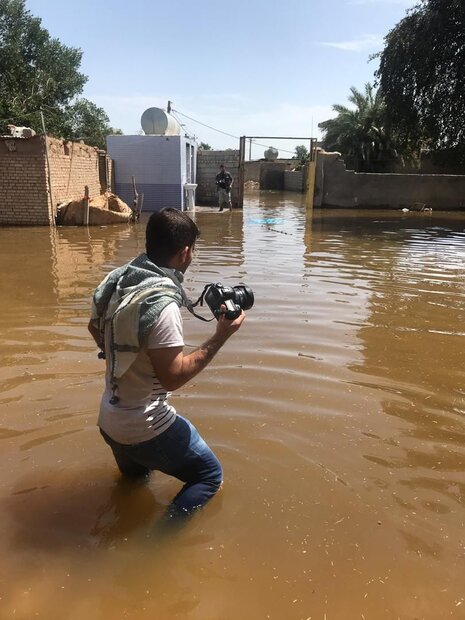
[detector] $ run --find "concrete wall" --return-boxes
[314,152,465,210]
[284,169,305,193]
[259,162,286,190]
[0,135,50,226]
[196,150,240,207]
[241,159,299,190]
[244,159,295,183]
[244,160,261,182]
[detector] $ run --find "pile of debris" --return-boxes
[244,180,260,191]
[56,192,133,226]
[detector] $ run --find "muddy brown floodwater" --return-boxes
[0,192,465,620]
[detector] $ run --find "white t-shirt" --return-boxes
[98,302,184,444]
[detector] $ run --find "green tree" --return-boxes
[198,142,212,150]
[0,0,121,147]
[376,0,465,169]
[61,98,122,149]
[293,144,309,168]
[0,0,85,132]
[318,83,406,172]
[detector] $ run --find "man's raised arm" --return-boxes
[148,310,245,391]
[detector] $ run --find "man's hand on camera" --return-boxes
[215,305,246,341]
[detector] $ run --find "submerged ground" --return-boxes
[0,192,464,619]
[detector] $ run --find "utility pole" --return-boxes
[238,136,246,209]
[249,138,252,160]
[40,110,55,226]
[167,100,172,113]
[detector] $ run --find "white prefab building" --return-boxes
[107,108,197,212]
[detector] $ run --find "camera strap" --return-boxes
[185,285,215,322]
[159,269,214,323]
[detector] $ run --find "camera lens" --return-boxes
[233,285,254,311]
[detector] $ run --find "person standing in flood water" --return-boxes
[88,208,245,520]
[215,164,233,211]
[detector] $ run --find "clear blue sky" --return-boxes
[26,0,415,158]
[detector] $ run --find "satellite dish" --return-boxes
[140,107,181,135]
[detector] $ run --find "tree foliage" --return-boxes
[376,0,465,167]
[60,98,123,149]
[0,0,85,131]
[0,0,120,148]
[293,144,309,167]
[318,83,409,172]
[198,142,212,150]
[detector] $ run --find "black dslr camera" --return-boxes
[204,283,254,320]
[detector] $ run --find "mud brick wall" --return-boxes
[0,135,50,226]
[106,156,113,191]
[48,137,101,205]
[0,135,110,226]
[98,151,113,192]
[196,150,240,207]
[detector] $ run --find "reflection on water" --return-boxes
[0,195,465,618]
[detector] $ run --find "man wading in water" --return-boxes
[88,208,245,521]
[215,164,233,211]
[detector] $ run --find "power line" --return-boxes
[172,108,239,140]
[172,107,300,155]
[170,110,196,141]
[254,143,296,156]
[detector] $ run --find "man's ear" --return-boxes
[179,245,190,262]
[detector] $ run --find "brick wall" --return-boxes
[98,151,113,192]
[0,135,50,226]
[284,169,305,192]
[0,135,109,226]
[107,156,114,192]
[196,150,240,207]
[47,137,101,205]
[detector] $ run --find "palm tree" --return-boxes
[318,83,401,172]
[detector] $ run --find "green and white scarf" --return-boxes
[91,253,188,399]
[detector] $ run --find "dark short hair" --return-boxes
[146,208,199,265]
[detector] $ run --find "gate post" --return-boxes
[306,139,317,210]
[238,136,246,209]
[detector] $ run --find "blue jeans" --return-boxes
[100,415,223,515]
